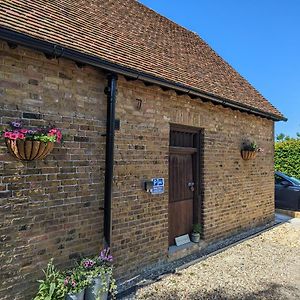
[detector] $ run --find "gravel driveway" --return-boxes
[132,220,300,300]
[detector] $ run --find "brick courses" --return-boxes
[112,78,274,278]
[1,40,275,298]
[0,40,106,299]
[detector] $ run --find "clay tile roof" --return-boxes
[0,0,284,119]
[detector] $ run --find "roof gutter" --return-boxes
[0,27,287,122]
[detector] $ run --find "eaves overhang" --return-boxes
[0,27,287,122]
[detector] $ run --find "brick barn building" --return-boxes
[0,0,285,299]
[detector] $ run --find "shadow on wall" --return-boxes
[135,283,300,300]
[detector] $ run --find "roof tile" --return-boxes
[0,0,283,118]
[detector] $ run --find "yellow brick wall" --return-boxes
[112,77,274,278]
[0,40,275,297]
[0,40,107,299]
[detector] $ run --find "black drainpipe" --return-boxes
[104,73,118,247]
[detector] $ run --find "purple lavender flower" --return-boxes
[99,248,113,263]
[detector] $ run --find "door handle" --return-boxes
[188,182,195,192]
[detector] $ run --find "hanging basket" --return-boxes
[5,139,54,161]
[241,150,257,160]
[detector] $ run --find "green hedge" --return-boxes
[275,139,300,178]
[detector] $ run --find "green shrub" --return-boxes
[275,139,300,178]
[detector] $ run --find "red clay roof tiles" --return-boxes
[0,0,283,119]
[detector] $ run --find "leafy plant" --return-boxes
[34,259,66,300]
[34,249,117,299]
[0,120,62,143]
[80,258,102,278]
[80,248,117,298]
[242,140,263,152]
[63,267,89,295]
[275,138,300,178]
[192,223,202,234]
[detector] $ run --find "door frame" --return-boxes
[169,124,203,234]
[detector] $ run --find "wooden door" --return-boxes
[169,149,195,245]
[169,125,201,246]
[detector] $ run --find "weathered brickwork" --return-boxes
[0,41,107,299]
[0,40,275,298]
[112,78,274,278]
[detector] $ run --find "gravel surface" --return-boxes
[126,220,300,299]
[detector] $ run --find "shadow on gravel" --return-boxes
[134,283,300,300]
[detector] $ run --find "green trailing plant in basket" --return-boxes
[242,140,264,152]
[0,120,63,143]
[0,120,64,161]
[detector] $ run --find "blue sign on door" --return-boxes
[151,178,164,195]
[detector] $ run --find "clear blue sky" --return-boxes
[139,0,300,137]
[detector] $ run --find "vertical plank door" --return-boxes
[169,150,194,246]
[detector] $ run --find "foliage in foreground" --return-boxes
[34,248,116,299]
[34,259,66,300]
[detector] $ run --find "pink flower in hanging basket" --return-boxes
[19,129,28,134]
[17,133,25,139]
[1,121,64,143]
[1,120,64,161]
[9,133,18,140]
[56,130,62,143]
[4,132,11,138]
[49,128,58,134]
